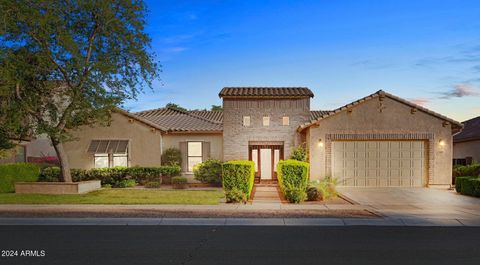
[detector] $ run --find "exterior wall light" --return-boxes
[318,139,324,147]
[439,140,445,147]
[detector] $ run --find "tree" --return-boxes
[211,105,223,111]
[0,1,159,182]
[165,103,188,112]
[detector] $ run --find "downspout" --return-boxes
[160,132,164,165]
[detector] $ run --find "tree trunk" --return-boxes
[52,140,73,183]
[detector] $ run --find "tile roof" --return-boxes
[133,107,223,132]
[310,110,332,120]
[454,116,480,143]
[189,110,223,123]
[219,87,314,98]
[298,90,463,132]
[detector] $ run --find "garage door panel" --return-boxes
[332,140,426,187]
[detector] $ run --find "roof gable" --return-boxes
[298,90,463,132]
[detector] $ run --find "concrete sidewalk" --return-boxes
[0,216,478,226]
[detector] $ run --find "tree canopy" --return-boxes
[0,0,159,181]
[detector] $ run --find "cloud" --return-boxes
[161,47,188,53]
[409,98,430,107]
[439,84,480,99]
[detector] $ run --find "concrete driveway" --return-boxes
[338,187,480,225]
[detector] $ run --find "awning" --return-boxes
[87,140,129,154]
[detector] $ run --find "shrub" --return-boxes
[455,176,470,193]
[193,159,223,185]
[102,184,112,189]
[171,176,187,184]
[116,179,136,188]
[306,186,320,201]
[290,144,308,162]
[222,160,255,200]
[0,163,41,193]
[453,163,480,178]
[38,165,180,187]
[285,187,307,203]
[312,176,338,200]
[455,176,480,197]
[145,181,162,188]
[277,160,309,203]
[225,188,247,203]
[162,148,182,166]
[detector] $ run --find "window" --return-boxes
[263,116,270,126]
[94,154,109,168]
[14,145,26,163]
[89,140,129,168]
[113,153,128,167]
[243,116,251,127]
[187,142,203,172]
[282,116,290,126]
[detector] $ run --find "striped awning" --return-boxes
[87,140,129,154]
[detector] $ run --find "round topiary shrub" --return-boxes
[171,176,188,189]
[193,159,222,185]
[161,148,182,166]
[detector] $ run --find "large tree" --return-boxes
[0,0,159,182]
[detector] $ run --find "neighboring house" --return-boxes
[0,135,57,165]
[453,116,480,165]
[63,87,462,187]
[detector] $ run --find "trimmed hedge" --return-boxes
[277,160,310,203]
[0,163,41,193]
[455,176,480,197]
[193,159,223,185]
[222,160,255,202]
[39,165,181,188]
[453,163,480,178]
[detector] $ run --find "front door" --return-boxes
[260,149,272,179]
[249,144,284,181]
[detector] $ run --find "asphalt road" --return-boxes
[1,226,479,265]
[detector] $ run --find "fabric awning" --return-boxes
[87,140,129,154]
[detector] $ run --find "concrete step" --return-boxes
[255,186,278,191]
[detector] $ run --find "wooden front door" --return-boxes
[249,145,284,181]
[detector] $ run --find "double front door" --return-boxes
[249,145,284,180]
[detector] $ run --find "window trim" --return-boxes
[187,141,203,172]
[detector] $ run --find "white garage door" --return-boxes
[332,141,426,187]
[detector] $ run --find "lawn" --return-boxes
[0,188,225,205]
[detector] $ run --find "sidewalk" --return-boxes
[0,204,479,226]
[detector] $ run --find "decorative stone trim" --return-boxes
[325,133,435,186]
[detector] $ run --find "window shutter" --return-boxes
[202,142,211,161]
[179,142,188,172]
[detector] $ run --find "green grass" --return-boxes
[0,188,224,205]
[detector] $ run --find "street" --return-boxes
[1,225,479,265]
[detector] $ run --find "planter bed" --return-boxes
[15,180,101,194]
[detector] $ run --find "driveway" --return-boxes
[338,187,480,225]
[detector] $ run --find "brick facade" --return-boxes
[222,98,311,161]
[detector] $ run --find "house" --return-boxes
[453,116,480,165]
[0,135,57,165]
[63,87,462,187]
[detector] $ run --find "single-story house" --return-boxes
[64,87,462,187]
[453,116,480,165]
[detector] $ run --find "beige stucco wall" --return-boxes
[307,96,454,186]
[454,140,480,163]
[63,112,163,169]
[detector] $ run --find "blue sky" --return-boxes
[125,0,480,121]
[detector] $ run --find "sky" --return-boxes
[124,0,480,122]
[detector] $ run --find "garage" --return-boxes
[332,140,426,187]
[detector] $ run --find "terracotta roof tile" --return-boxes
[219,87,314,98]
[134,108,223,132]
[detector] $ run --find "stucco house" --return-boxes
[453,116,480,165]
[63,87,462,187]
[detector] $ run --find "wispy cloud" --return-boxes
[409,98,430,106]
[161,47,188,53]
[438,84,480,99]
